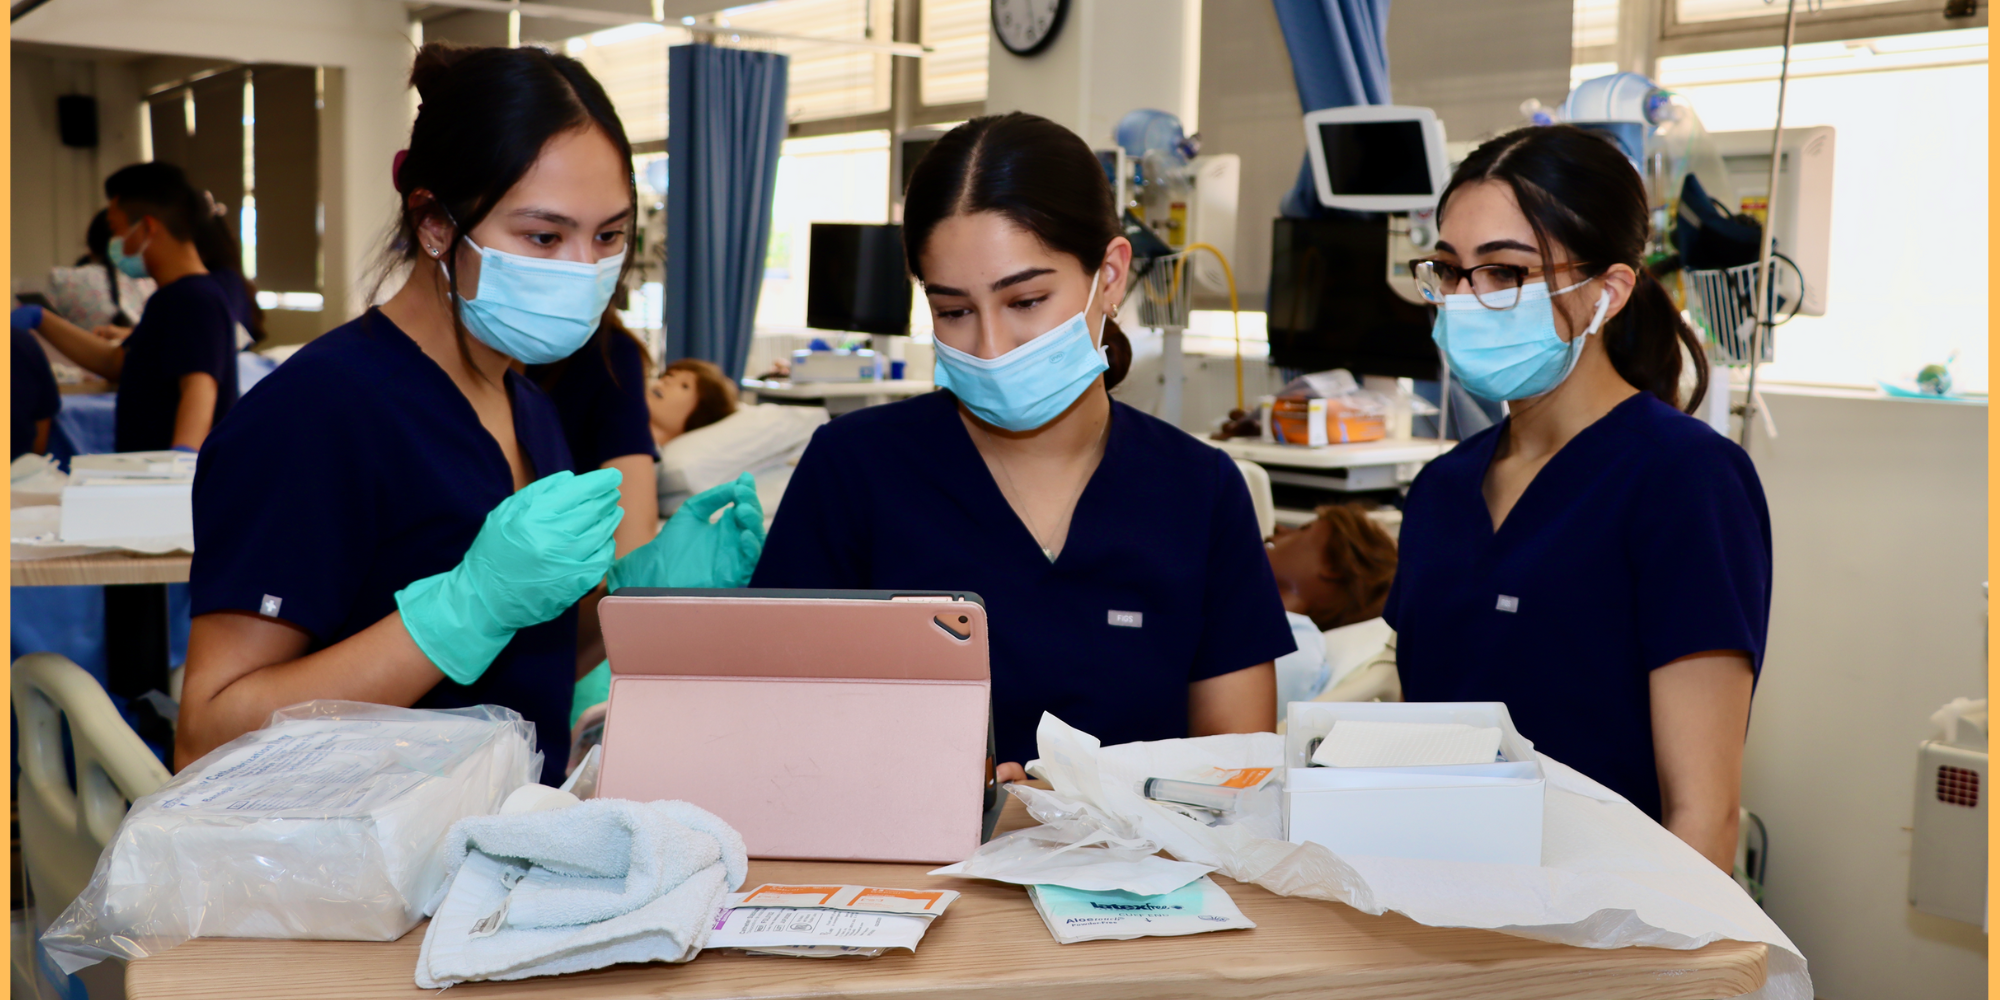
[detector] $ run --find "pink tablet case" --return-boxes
[597,592,991,863]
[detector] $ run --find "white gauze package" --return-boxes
[43,701,540,974]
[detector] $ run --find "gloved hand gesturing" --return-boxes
[607,473,764,593]
[398,468,625,685]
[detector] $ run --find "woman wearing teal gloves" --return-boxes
[179,43,759,782]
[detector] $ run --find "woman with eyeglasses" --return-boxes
[1387,125,1771,871]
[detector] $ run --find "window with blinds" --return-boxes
[719,0,893,121]
[921,0,990,106]
[570,2,894,131]
[566,23,690,145]
[1676,0,1906,22]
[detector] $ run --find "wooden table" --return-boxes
[11,551,191,587]
[126,798,1766,1000]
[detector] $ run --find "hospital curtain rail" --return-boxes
[1271,0,1393,220]
[665,44,789,381]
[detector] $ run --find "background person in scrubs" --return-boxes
[24,162,240,452]
[177,43,644,781]
[754,113,1294,777]
[1386,125,1772,870]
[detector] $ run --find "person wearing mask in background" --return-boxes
[1387,125,1771,871]
[17,163,239,453]
[11,319,61,458]
[45,208,154,343]
[753,113,1293,778]
[189,198,268,349]
[177,43,756,783]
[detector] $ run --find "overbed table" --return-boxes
[126,795,1766,999]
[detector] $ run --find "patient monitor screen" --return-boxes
[1318,120,1433,197]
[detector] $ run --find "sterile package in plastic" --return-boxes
[42,700,540,974]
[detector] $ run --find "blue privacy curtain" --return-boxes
[666,44,789,379]
[1271,0,1393,218]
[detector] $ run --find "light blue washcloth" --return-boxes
[416,798,748,987]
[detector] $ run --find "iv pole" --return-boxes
[1737,0,1800,448]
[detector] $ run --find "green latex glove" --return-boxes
[572,659,611,728]
[398,469,625,686]
[607,473,765,592]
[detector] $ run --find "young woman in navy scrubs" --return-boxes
[177,44,643,781]
[753,113,1294,775]
[1387,125,1772,870]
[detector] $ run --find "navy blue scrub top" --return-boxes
[1384,392,1771,819]
[115,272,239,452]
[191,310,579,784]
[752,389,1296,766]
[526,326,657,472]
[13,328,60,459]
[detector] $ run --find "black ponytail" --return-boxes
[1439,126,1707,413]
[902,112,1132,391]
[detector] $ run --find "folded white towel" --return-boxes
[415,798,748,988]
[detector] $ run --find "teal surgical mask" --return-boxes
[932,269,1109,432]
[448,236,624,365]
[1431,279,1611,401]
[109,223,151,279]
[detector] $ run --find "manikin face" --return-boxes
[648,368,700,440]
[1265,518,1343,623]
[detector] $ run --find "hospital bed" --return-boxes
[656,403,829,526]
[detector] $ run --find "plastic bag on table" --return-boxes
[42,700,541,974]
[1269,369,1393,445]
[929,782,1214,895]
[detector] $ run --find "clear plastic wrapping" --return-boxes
[42,700,540,974]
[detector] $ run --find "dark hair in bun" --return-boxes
[901,112,1132,392]
[376,43,635,374]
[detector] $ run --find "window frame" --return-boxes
[1658,0,1985,57]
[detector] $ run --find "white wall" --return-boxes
[985,0,1202,148]
[14,0,418,324]
[1733,385,1988,1000]
[11,49,145,288]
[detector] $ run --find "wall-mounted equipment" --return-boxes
[57,94,97,149]
[1301,105,1449,214]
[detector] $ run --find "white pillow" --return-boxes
[656,403,828,502]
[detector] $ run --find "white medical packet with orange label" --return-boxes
[705,884,960,958]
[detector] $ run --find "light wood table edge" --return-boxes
[12,552,193,586]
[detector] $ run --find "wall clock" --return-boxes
[993,0,1069,57]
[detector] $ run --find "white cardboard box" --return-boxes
[1284,701,1545,866]
[58,480,193,543]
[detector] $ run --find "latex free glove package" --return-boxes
[43,701,540,974]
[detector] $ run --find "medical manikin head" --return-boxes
[385,43,636,368]
[901,113,1136,433]
[649,357,738,445]
[1430,125,1706,414]
[1265,505,1399,631]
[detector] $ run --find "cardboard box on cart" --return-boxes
[1283,701,1545,866]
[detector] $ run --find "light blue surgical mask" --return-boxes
[1431,279,1611,401]
[932,270,1109,432]
[448,236,625,365]
[108,224,151,279]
